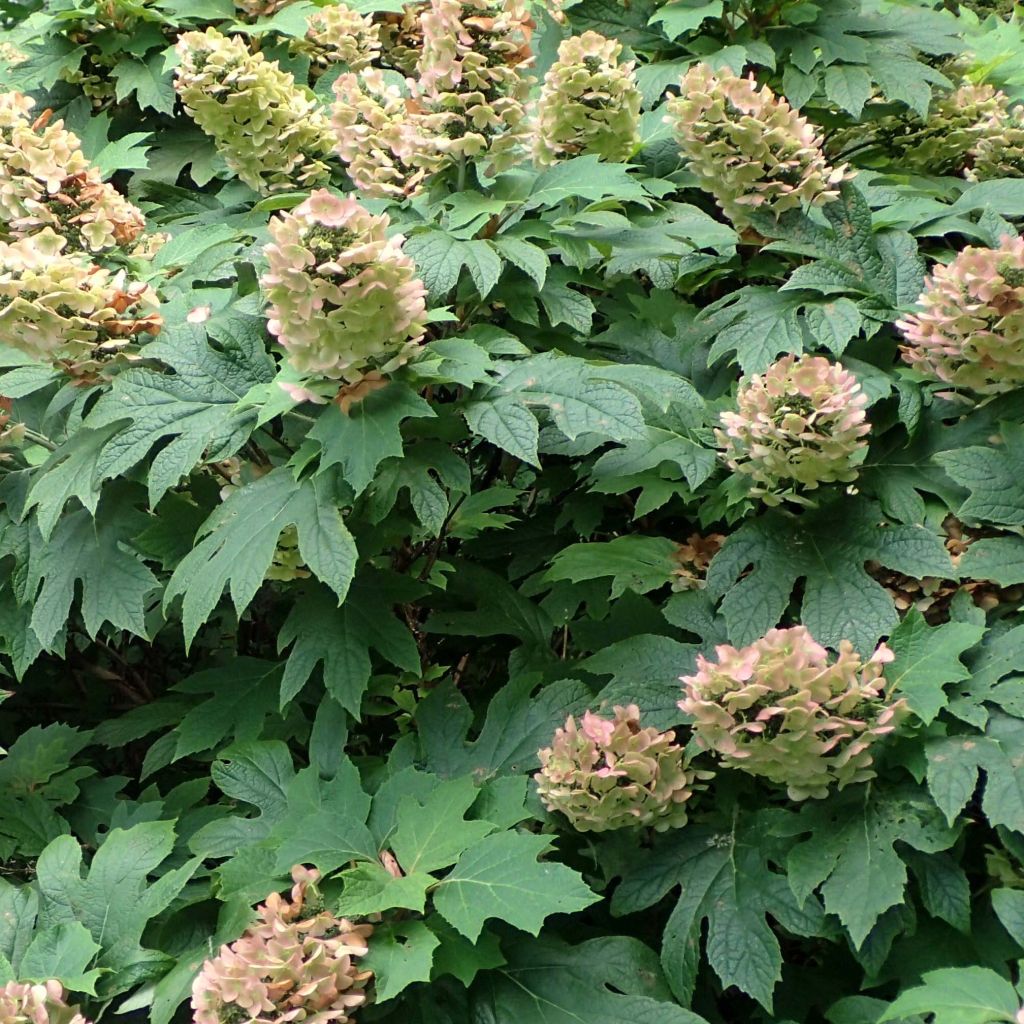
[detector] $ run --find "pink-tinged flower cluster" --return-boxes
[532,31,641,166]
[0,91,145,252]
[303,4,381,72]
[897,235,1024,395]
[261,190,427,383]
[192,867,372,1024]
[330,0,533,196]
[535,704,709,832]
[665,64,849,228]
[716,354,870,506]
[0,981,89,1024]
[174,29,332,194]
[680,627,907,800]
[0,229,161,366]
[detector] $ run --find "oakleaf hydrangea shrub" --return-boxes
[535,704,708,831]
[0,983,88,1024]
[665,63,849,227]
[192,867,373,1024]
[174,28,333,193]
[680,627,907,800]
[715,354,870,505]
[261,189,427,384]
[532,31,641,166]
[897,234,1024,394]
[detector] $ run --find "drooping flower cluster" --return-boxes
[665,63,849,227]
[716,354,870,506]
[330,0,533,197]
[301,4,382,73]
[0,981,89,1024]
[192,866,373,1024]
[0,91,145,251]
[896,234,1024,395]
[680,627,907,800]
[174,29,333,193]
[535,704,708,832]
[532,31,641,166]
[261,190,427,384]
[0,229,161,366]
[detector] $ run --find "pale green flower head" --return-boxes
[535,704,709,832]
[174,28,333,194]
[716,353,870,507]
[0,981,88,1024]
[303,3,382,72]
[533,31,641,166]
[0,229,161,366]
[897,234,1024,395]
[261,189,428,384]
[192,866,373,1024]
[665,63,849,228]
[680,626,906,800]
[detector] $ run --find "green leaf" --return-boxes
[427,915,505,987]
[782,785,957,948]
[391,776,495,875]
[546,536,681,599]
[936,424,1024,527]
[112,54,175,114]
[433,831,598,941]
[886,609,985,724]
[959,537,1024,587]
[336,863,434,916]
[524,156,654,209]
[992,888,1024,948]
[362,920,440,1002]
[472,935,709,1024]
[86,319,274,507]
[705,288,807,373]
[307,384,434,496]
[35,823,197,988]
[463,397,540,465]
[26,502,159,648]
[706,500,954,655]
[879,967,1020,1024]
[278,576,419,715]
[649,0,722,39]
[19,922,102,994]
[823,63,872,116]
[164,470,357,647]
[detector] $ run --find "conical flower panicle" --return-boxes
[192,866,373,1024]
[174,29,333,194]
[680,627,907,800]
[896,234,1024,395]
[535,704,708,832]
[0,981,89,1024]
[665,63,849,228]
[261,189,427,384]
[331,69,449,199]
[300,4,382,73]
[376,5,428,75]
[414,0,534,172]
[970,102,1024,181]
[0,91,145,251]
[716,354,870,506]
[532,31,641,166]
[0,229,161,366]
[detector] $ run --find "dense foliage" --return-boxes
[3,0,1024,1021]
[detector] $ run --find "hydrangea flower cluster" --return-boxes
[535,704,708,832]
[0,981,89,1024]
[174,29,333,194]
[376,5,427,74]
[331,0,533,196]
[896,234,1024,395]
[680,627,907,800]
[302,4,382,72]
[532,31,641,166]
[0,92,145,252]
[665,63,849,227]
[192,866,373,1024]
[0,229,161,366]
[261,190,427,384]
[716,354,870,506]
